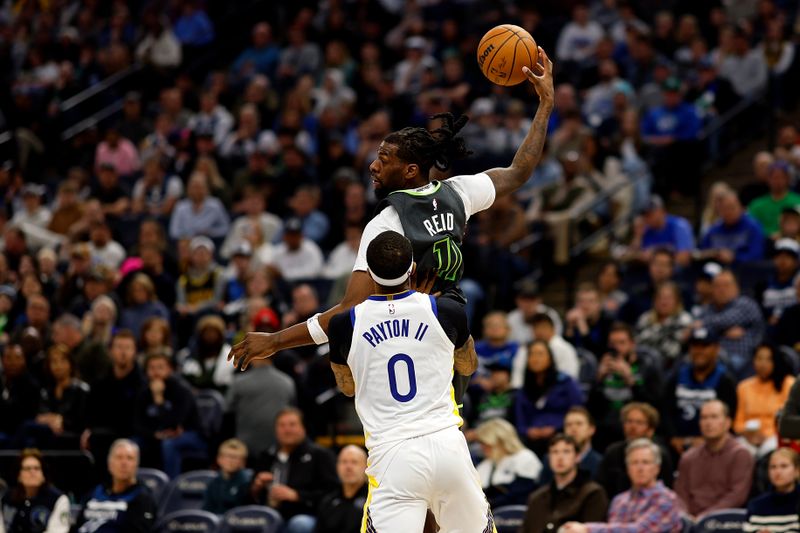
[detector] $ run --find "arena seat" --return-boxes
[219,505,283,533]
[680,513,695,533]
[492,505,527,533]
[155,509,221,533]
[159,470,217,516]
[693,508,747,533]
[138,467,171,499]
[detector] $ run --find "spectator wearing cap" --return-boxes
[169,171,231,240]
[131,155,184,220]
[187,91,234,146]
[565,283,614,359]
[134,351,205,477]
[51,313,110,388]
[675,400,754,518]
[663,328,737,455]
[119,273,169,339]
[690,262,722,318]
[775,275,800,352]
[771,206,800,251]
[695,270,765,378]
[748,161,800,236]
[47,181,84,236]
[88,219,125,269]
[268,217,323,283]
[225,308,297,457]
[758,239,800,327]
[178,315,233,392]
[93,126,141,178]
[176,236,225,323]
[718,25,768,99]
[629,195,695,267]
[699,191,765,264]
[230,22,280,84]
[508,279,564,346]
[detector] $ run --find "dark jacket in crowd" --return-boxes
[251,439,338,520]
[133,375,201,437]
[2,484,70,533]
[72,339,111,388]
[0,371,45,436]
[75,482,157,533]
[779,379,800,439]
[202,469,251,515]
[520,470,609,533]
[314,483,369,533]
[41,378,90,435]
[595,439,674,499]
[746,485,800,533]
[87,364,145,438]
[662,361,737,438]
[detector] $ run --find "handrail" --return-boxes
[60,63,142,112]
[61,99,124,141]
[698,86,767,141]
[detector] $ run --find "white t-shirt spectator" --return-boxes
[719,49,768,98]
[221,213,282,259]
[89,240,126,269]
[132,176,184,215]
[136,29,182,68]
[556,21,605,63]
[476,448,543,489]
[511,335,580,388]
[322,241,358,280]
[270,239,324,281]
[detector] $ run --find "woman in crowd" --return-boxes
[119,273,169,338]
[515,340,584,455]
[475,418,543,508]
[178,314,233,391]
[745,448,800,532]
[634,281,692,365]
[735,344,795,457]
[1,449,70,533]
[596,261,628,319]
[138,316,173,364]
[81,295,117,346]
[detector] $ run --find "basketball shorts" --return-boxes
[361,425,496,533]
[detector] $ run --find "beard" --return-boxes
[374,185,391,201]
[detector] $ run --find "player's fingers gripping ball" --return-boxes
[477,24,539,86]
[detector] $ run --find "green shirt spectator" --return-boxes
[748,161,800,235]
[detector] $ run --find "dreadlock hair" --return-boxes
[366,231,413,288]
[384,113,472,176]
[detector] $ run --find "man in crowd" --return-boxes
[663,328,737,455]
[561,439,682,533]
[0,344,44,446]
[675,400,754,518]
[596,402,674,499]
[565,283,613,358]
[748,161,800,236]
[75,439,157,533]
[521,434,608,533]
[507,279,563,345]
[760,238,800,327]
[630,195,694,267]
[250,407,338,533]
[699,191,765,264]
[314,445,369,533]
[51,314,110,387]
[540,407,603,484]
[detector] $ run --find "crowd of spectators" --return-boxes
[1,0,800,532]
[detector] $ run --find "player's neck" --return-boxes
[375,283,411,295]
[342,480,365,499]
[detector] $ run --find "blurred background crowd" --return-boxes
[1,0,800,532]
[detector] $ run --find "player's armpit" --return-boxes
[453,335,478,376]
[331,362,356,397]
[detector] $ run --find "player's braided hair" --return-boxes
[384,113,472,175]
[366,231,413,285]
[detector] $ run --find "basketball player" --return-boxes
[327,230,493,532]
[228,47,554,371]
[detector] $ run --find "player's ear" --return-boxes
[404,163,419,180]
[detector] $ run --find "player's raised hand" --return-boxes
[522,46,554,106]
[227,332,278,370]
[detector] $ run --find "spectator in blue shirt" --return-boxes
[633,195,695,266]
[699,191,765,264]
[230,22,280,84]
[641,78,701,144]
[169,172,231,241]
[173,1,215,47]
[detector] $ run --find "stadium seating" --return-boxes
[138,467,171,500]
[693,509,747,533]
[491,505,527,533]
[159,470,217,516]
[155,510,221,533]
[219,505,283,533]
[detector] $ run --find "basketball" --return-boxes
[477,24,538,86]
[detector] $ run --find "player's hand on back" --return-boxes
[522,47,554,106]
[412,267,440,296]
[228,332,278,370]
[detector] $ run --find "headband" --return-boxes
[368,259,414,287]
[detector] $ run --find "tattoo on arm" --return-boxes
[453,336,478,376]
[486,104,552,197]
[331,363,355,397]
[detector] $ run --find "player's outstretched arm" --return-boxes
[330,363,355,397]
[485,46,554,197]
[453,335,478,376]
[228,270,375,370]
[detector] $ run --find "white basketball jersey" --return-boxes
[347,290,462,450]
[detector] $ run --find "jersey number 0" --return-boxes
[388,353,417,402]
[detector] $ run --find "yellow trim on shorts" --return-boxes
[449,369,463,427]
[360,475,379,533]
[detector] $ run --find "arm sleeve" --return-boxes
[353,208,404,272]
[445,173,496,216]
[435,297,470,348]
[45,494,71,533]
[581,487,610,523]
[328,311,355,365]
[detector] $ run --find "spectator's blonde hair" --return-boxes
[475,418,526,463]
[218,439,248,460]
[770,448,800,477]
[625,438,661,466]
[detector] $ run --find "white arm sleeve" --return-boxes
[445,173,496,218]
[45,494,71,533]
[353,206,404,272]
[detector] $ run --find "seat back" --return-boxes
[137,468,170,500]
[195,389,226,439]
[680,513,695,533]
[159,470,217,515]
[155,510,221,533]
[492,505,527,533]
[219,505,283,533]
[694,508,747,533]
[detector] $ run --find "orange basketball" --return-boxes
[477,24,538,86]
